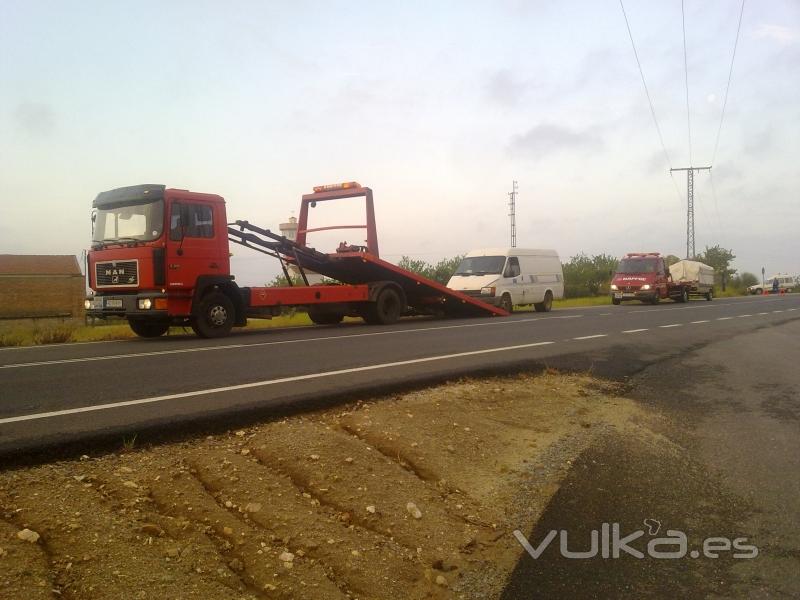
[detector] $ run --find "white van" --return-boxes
[447,248,564,312]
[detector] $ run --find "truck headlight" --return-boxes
[138,298,152,310]
[610,284,618,291]
[641,284,651,290]
[480,287,495,296]
[84,299,92,309]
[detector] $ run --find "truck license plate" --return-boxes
[105,299,123,308]
[613,292,623,299]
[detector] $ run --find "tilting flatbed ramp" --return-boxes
[298,251,508,317]
[228,221,507,318]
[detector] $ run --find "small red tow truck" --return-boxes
[610,252,714,305]
[85,182,507,338]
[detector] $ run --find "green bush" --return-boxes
[0,331,26,347]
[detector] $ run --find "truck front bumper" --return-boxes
[85,292,169,319]
[612,290,656,302]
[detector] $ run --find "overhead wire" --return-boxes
[711,0,746,166]
[681,0,693,167]
[619,0,684,207]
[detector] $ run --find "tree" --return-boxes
[697,245,736,291]
[562,253,618,298]
[397,255,464,285]
[739,272,758,289]
[664,255,681,267]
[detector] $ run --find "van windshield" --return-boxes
[616,258,658,274]
[454,256,506,276]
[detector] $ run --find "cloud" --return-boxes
[508,123,603,157]
[752,24,799,45]
[484,69,537,107]
[13,102,56,137]
[743,128,773,156]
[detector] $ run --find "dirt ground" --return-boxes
[0,371,665,599]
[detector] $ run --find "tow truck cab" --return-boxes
[610,252,670,305]
[86,184,239,336]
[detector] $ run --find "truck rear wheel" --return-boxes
[706,289,713,301]
[534,291,553,312]
[192,291,235,338]
[128,319,170,338]
[307,307,344,325]
[362,287,403,325]
[679,288,689,303]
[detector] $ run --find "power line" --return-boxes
[620,1,684,208]
[711,0,746,165]
[619,0,674,171]
[681,0,693,166]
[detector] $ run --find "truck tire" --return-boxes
[679,288,689,303]
[650,291,660,305]
[128,319,170,338]
[192,291,235,338]
[534,291,553,312]
[500,294,513,314]
[612,297,621,305]
[705,289,713,301]
[362,287,403,325]
[308,307,344,325]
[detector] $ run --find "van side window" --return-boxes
[170,203,214,240]
[505,257,521,278]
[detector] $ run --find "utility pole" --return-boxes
[670,166,711,259]
[508,180,518,248]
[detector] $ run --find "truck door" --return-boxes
[657,258,668,298]
[166,201,220,289]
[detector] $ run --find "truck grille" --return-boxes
[96,260,139,287]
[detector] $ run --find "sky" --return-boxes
[1,0,798,286]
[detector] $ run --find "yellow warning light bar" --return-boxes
[312,181,362,193]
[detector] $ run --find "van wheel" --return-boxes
[534,291,553,312]
[362,287,403,325]
[191,292,235,338]
[500,294,513,314]
[128,319,170,338]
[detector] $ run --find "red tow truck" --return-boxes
[610,252,714,305]
[85,182,506,338]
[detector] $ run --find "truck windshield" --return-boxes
[93,199,164,243]
[454,256,506,276]
[616,258,658,273]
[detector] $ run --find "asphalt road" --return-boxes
[1,294,799,457]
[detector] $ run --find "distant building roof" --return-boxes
[0,255,82,276]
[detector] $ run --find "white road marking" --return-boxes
[622,328,648,334]
[717,317,733,321]
[691,320,710,324]
[0,341,556,425]
[738,314,752,318]
[659,324,682,328]
[573,334,607,340]
[758,312,769,315]
[0,316,574,370]
[773,310,784,313]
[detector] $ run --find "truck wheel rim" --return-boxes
[209,305,227,326]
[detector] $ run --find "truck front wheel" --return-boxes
[128,319,170,338]
[192,292,235,338]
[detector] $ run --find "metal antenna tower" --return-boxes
[670,166,711,258]
[508,180,518,248]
